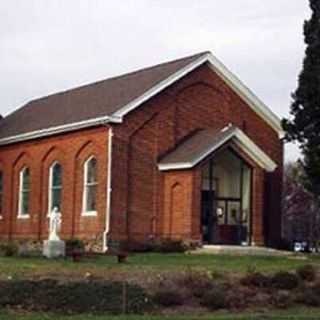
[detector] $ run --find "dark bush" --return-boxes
[65,238,85,251]
[65,239,85,261]
[240,272,272,288]
[153,288,185,307]
[200,286,227,310]
[178,270,213,298]
[272,271,299,290]
[0,279,150,314]
[226,287,255,309]
[295,288,320,307]
[310,281,320,296]
[276,238,292,251]
[126,241,154,253]
[153,239,187,253]
[296,265,317,282]
[0,242,18,257]
[271,291,293,309]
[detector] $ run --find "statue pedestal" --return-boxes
[43,240,65,258]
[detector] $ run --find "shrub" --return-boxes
[0,242,18,257]
[295,288,320,307]
[310,281,320,296]
[153,288,185,307]
[240,272,271,288]
[178,270,213,298]
[154,239,187,253]
[200,286,227,310]
[126,241,154,253]
[272,271,299,290]
[65,239,85,261]
[226,286,255,309]
[296,265,317,282]
[0,279,150,314]
[271,290,293,309]
[65,238,85,251]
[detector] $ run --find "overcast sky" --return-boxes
[0,1,311,161]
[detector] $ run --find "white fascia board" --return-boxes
[206,54,284,138]
[158,128,277,172]
[233,129,277,172]
[158,162,193,171]
[113,52,284,138]
[0,115,122,146]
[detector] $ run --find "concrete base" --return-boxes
[192,245,294,257]
[43,240,66,258]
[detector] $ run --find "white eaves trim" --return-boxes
[0,51,283,146]
[0,115,122,146]
[158,127,277,172]
[113,52,284,138]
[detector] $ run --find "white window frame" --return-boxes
[18,166,30,219]
[48,161,62,215]
[82,156,98,216]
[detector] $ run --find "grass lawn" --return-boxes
[0,252,319,279]
[0,253,320,319]
[2,308,320,320]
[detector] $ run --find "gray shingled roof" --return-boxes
[158,126,235,168]
[0,52,208,140]
[158,125,278,172]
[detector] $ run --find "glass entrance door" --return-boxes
[201,148,252,245]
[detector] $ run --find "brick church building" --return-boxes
[0,52,283,251]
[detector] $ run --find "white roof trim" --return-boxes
[158,127,277,172]
[0,51,283,146]
[0,115,122,146]
[113,52,283,138]
[206,54,284,138]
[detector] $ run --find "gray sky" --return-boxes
[0,1,310,161]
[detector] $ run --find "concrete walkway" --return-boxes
[191,245,294,257]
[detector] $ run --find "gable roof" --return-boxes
[158,125,277,172]
[0,51,283,146]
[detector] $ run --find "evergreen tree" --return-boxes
[283,0,320,200]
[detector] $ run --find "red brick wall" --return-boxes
[0,126,108,243]
[0,63,283,247]
[110,63,283,246]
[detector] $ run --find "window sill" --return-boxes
[17,214,30,219]
[82,211,97,217]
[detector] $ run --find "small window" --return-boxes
[0,171,3,215]
[48,162,62,213]
[82,157,98,214]
[18,167,30,216]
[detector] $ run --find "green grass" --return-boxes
[2,308,320,320]
[0,252,318,278]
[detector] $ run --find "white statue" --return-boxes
[48,207,62,241]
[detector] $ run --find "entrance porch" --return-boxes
[158,125,277,247]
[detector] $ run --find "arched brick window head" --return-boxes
[82,156,98,215]
[48,162,62,213]
[18,167,30,218]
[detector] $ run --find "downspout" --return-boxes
[103,126,113,252]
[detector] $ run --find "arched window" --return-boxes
[82,156,98,214]
[48,162,62,213]
[18,167,30,217]
[0,171,3,216]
